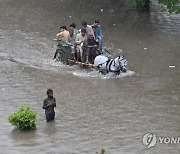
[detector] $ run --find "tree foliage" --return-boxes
[123,0,180,13]
[158,0,180,13]
[8,106,37,130]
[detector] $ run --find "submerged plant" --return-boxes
[100,148,105,154]
[96,148,105,154]
[8,106,37,130]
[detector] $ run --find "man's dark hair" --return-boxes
[82,21,87,26]
[47,89,53,95]
[70,23,76,28]
[60,26,67,30]
[91,25,95,29]
[81,28,86,33]
[94,20,100,24]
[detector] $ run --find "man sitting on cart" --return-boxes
[66,27,76,60]
[56,26,69,45]
[53,26,69,60]
[75,28,87,62]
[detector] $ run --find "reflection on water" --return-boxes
[43,120,57,136]
[11,129,37,141]
[0,0,179,153]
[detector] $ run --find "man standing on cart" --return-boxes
[82,33,98,64]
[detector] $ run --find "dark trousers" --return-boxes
[46,113,55,122]
[82,47,98,63]
[88,48,98,64]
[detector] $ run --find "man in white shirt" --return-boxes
[75,28,87,60]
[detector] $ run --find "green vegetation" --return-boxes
[158,0,180,13]
[96,148,105,154]
[100,148,105,154]
[124,0,180,13]
[8,106,37,130]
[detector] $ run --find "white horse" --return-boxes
[94,55,127,75]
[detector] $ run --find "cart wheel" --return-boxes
[55,49,66,63]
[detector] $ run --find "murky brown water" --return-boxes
[0,0,179,153]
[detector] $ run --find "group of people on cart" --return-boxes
[54,20,102,64]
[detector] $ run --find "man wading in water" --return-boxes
[42,89,56,122]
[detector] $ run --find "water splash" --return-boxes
[73,69,135,79]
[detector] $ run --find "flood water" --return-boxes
[0,0,179,153]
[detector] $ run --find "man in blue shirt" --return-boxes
[94,20,102,53]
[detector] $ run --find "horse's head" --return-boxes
[117,56,127,72]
